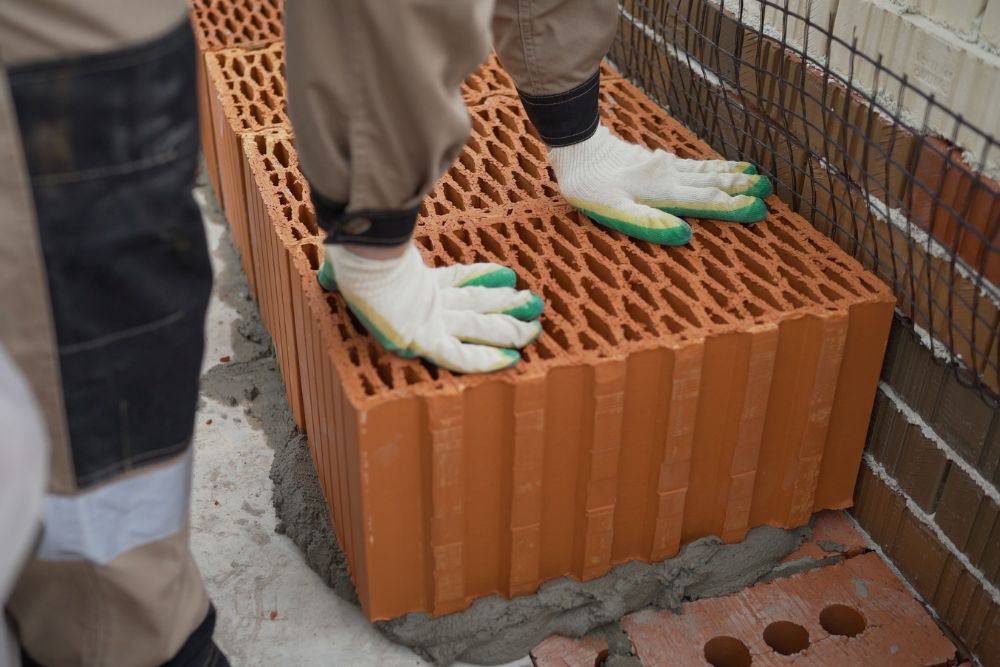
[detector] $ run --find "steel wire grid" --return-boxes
[611,0,1000,405]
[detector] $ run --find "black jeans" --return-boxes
[8,21,212,489]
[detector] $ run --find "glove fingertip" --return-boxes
[317,258,338,292]
[503,293,545,320]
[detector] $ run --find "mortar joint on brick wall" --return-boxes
[878,382,1000,506]
[862,453,1000,607]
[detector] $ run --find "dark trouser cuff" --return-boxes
[311,189,418,246]
[518,70,601,147]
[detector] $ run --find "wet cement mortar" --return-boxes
[200,216,813,666]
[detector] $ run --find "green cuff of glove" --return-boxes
[318,258,338,292]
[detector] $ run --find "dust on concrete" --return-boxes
[198,220,357,605]
[197,180,811,666]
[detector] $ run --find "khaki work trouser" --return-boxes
[285,0,619,242]
[0,2,213,666]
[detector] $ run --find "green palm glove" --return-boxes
[319,246,544,374]
[549,125,772,245]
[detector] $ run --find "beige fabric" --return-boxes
[8,522,210,667]
[0,0,188,66]
[493,0,619,96]
[0,62,72,494]
[285,0,496,211]
[0,4,211,665]
[285,0,619,212]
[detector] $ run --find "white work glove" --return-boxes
[320,245,544,374]
[549,124,772,245]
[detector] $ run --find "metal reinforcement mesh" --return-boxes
[611,0,1000,403]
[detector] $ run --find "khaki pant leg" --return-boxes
[492,0,619,95]
[0,0,187,67]
[284,0,494,240]
[1,3,213,665]
[0,50,71,494]
[10,513,209,667]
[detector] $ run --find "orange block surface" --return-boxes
[621,553,957,665]
[204,42,288,295]
[187,0,284,203]
[206,46,896,620]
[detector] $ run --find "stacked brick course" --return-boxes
[190,0,895,625]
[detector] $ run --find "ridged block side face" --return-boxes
[239,72,895,619]
[204,43,288,293]
[188,0,283,204]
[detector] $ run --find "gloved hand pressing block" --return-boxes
[318,246,544,374]
[550,125,773,245]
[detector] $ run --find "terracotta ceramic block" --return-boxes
[204,43,289,293]
[853,466,1000,664]
[233,72,895,620]
[187,0,283,204]
[242,129,317,431]
[621,553,957,666]
[782,510,868,563]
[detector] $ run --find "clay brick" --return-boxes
[205,43,289,292]
[782,509,868,563]
[906,137,1000,286]
[935,554,1000,665]
[856,463,1000,663]
[935,466,987,551]
[187,0,284,204]
[930,369,998,469]
[880,321,949,419]
[188,0,284,52]
[866,397,949,513]
[887,511,950,598]
[229,63,895,619]
[614,11,1000,396]
[851,466,907,552]
[621,553,957,665]
[807,156,1000,395]
[530,635,609,667]
[241,129,313,431]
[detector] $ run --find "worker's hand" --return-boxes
[319,245,544,373]
[549,125,772,245]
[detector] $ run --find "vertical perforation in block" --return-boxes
[246,187,892,406]
[205,43,289,132]
[189,0,284,51]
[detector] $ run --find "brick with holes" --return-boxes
[187,0,284,201]
[238,70,895,620]
[622,553,957,666]
[205,43,289,292]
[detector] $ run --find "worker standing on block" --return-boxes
[0,1,229,665]
[288,0,772,374]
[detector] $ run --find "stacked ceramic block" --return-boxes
[190,2,895,621]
